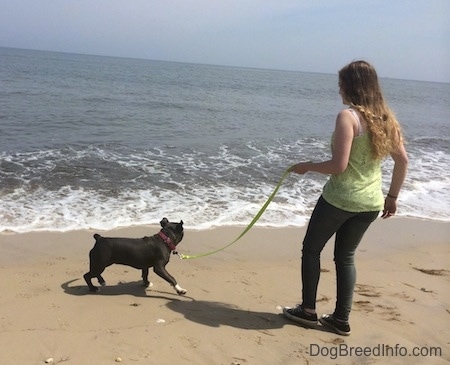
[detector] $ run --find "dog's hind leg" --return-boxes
[84,251,107,292]
[83,268,106,292]
[97,275,106,286]
[84,272,100,292]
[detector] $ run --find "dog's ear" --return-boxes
[175,220,184,233]
[160,218,169,227]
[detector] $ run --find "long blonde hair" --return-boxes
[339,60,403,159]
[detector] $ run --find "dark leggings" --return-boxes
[301,196,379,322]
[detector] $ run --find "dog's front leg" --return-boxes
[141,268,152,287]
[153,265,186,295]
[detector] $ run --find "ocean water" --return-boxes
[1,47,449,233]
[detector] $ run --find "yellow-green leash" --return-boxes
[179,165,294,260]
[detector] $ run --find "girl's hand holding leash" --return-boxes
[288,161,312,175]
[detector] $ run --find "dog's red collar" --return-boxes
[158,231,178,253]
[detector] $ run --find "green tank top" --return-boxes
[322,132,384,212]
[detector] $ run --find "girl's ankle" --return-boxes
[303,307,316,315]
[334,316,348,324]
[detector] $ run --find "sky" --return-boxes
[1,0,449,83]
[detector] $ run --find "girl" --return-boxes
[283,60,408,336]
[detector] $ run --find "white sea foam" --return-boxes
[0,145,448,233]
[1,136,449,234]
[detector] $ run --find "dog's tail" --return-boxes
[93,233,102,240]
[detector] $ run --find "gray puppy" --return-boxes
[83,218,186,295]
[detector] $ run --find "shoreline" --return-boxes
[1,214,449,236]
[0,217,449,364]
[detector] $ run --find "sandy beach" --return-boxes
[0,217,448,364]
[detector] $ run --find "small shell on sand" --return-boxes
[44,358,54,364]
[115,357,122,362]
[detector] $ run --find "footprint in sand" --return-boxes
[354,300,402,321]
[413,267,449,276]
[354,284,403,322]
[393,291,416,302]
[354,300,374,313]
[375,304,401,321]
[355,284,381,298]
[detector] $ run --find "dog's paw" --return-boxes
[174,284,187,296]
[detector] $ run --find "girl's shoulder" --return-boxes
[336,108,358,126]
[337,107,357,118]
[336,108,366,136]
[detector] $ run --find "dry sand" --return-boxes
[0,218,449,364]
